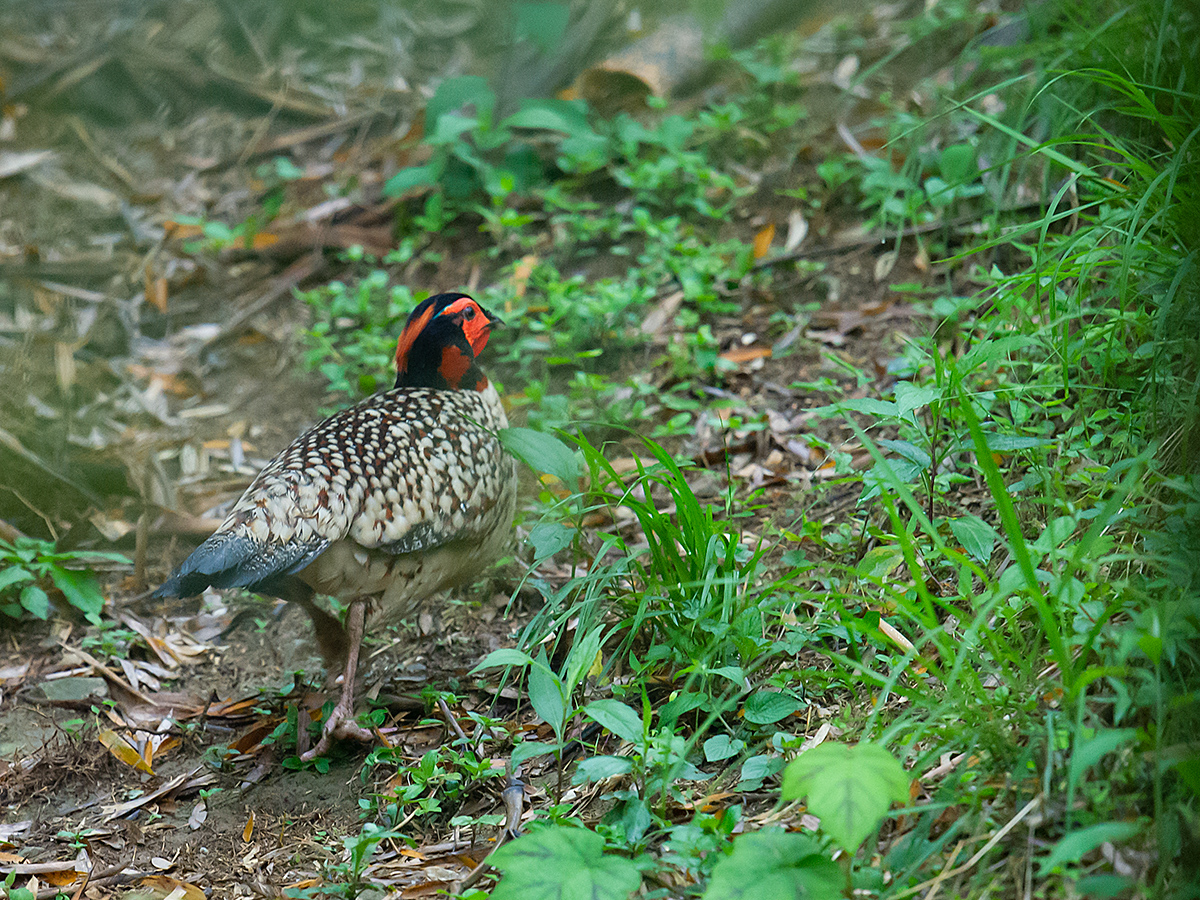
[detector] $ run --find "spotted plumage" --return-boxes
[154,292,516,757]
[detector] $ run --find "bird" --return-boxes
[153,292,517,759]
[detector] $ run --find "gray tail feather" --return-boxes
[151,531,328,600]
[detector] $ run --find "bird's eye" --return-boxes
[463,306,477,321]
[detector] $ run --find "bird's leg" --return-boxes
[301,598,374,760]
[273,579,349,670]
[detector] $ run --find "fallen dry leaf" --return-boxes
[783,209,808,254]
[135,874,206,900]
[98,728,154,774]
[145,264,169,313]
[0,149,55,178]
[719,345,772,364]
[752,223,775,259]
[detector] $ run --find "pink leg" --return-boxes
[301,600,375,760]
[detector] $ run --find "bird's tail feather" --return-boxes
[152,531,329,599]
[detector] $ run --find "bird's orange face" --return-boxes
[437,295,496,357]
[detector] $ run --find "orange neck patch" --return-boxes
[394,304,437,375]
[438,345,473,389]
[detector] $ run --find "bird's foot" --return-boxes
[300,698,374,761]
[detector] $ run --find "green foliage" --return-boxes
[283,823,397,899]
[497,427,582,488]
[473,625,612,800]
[781,742,909,854]
[175,155,304,252]
[570,436,772,672]
[79,622,138,659]
[488,826,642,900]
[384,74,745,235]
[794,1,1199,893]
[362,742,501,828]
[818,137,986,232]
[703,829,841,900]
[0,537,125,624]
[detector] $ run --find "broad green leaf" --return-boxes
[981,432,1051,451]
[499,427,581,487]
[860,456,926,503]
[20,584,49,619]
[528,658,567,740]
[573,755,634,784]
[511,740,554,768]
[1075,874,1135,899]
[489,826,641,900]
[657,115,695,152]
[0,565,34,592]
[739,754,782,784]
[704,829,841,900]
[704,734,745,762]
[504,98,592,136]
[558,130,612,174]
[382,163,441,197]
[1039,821,1143,874]
[583,699,643,744]
[743,692,800,725]
[939,143,979,183]
[49,566,104,622]
[956,334,1034,377]
[872,455,925,485]
[708,665,747,686]
[830,398,899,418]
[856,545,906,579]
[1068,728,1138,782]
[877,438,932,468]
[471,648,534,672]
[564,626,605,693]
[528,522,574,560]
[781,742,910,852]
[426,75,495,131]
[612,796,652,844]
[660,691,707,724]
[948,515,998,563]
[429,111,479,145]
[893,382,941,417]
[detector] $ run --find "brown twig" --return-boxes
[453,769,526,895]
[438,697,473,748]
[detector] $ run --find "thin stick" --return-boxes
[892,796,1041,899]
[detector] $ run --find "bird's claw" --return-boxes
[300,700,374,761]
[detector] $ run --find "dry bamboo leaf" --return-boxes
[719,346,772,364]
[0,150,55,178]
[98,728,154,774]
[783,209,809,254]
[135,875,206,900]
[752,223,775,259]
